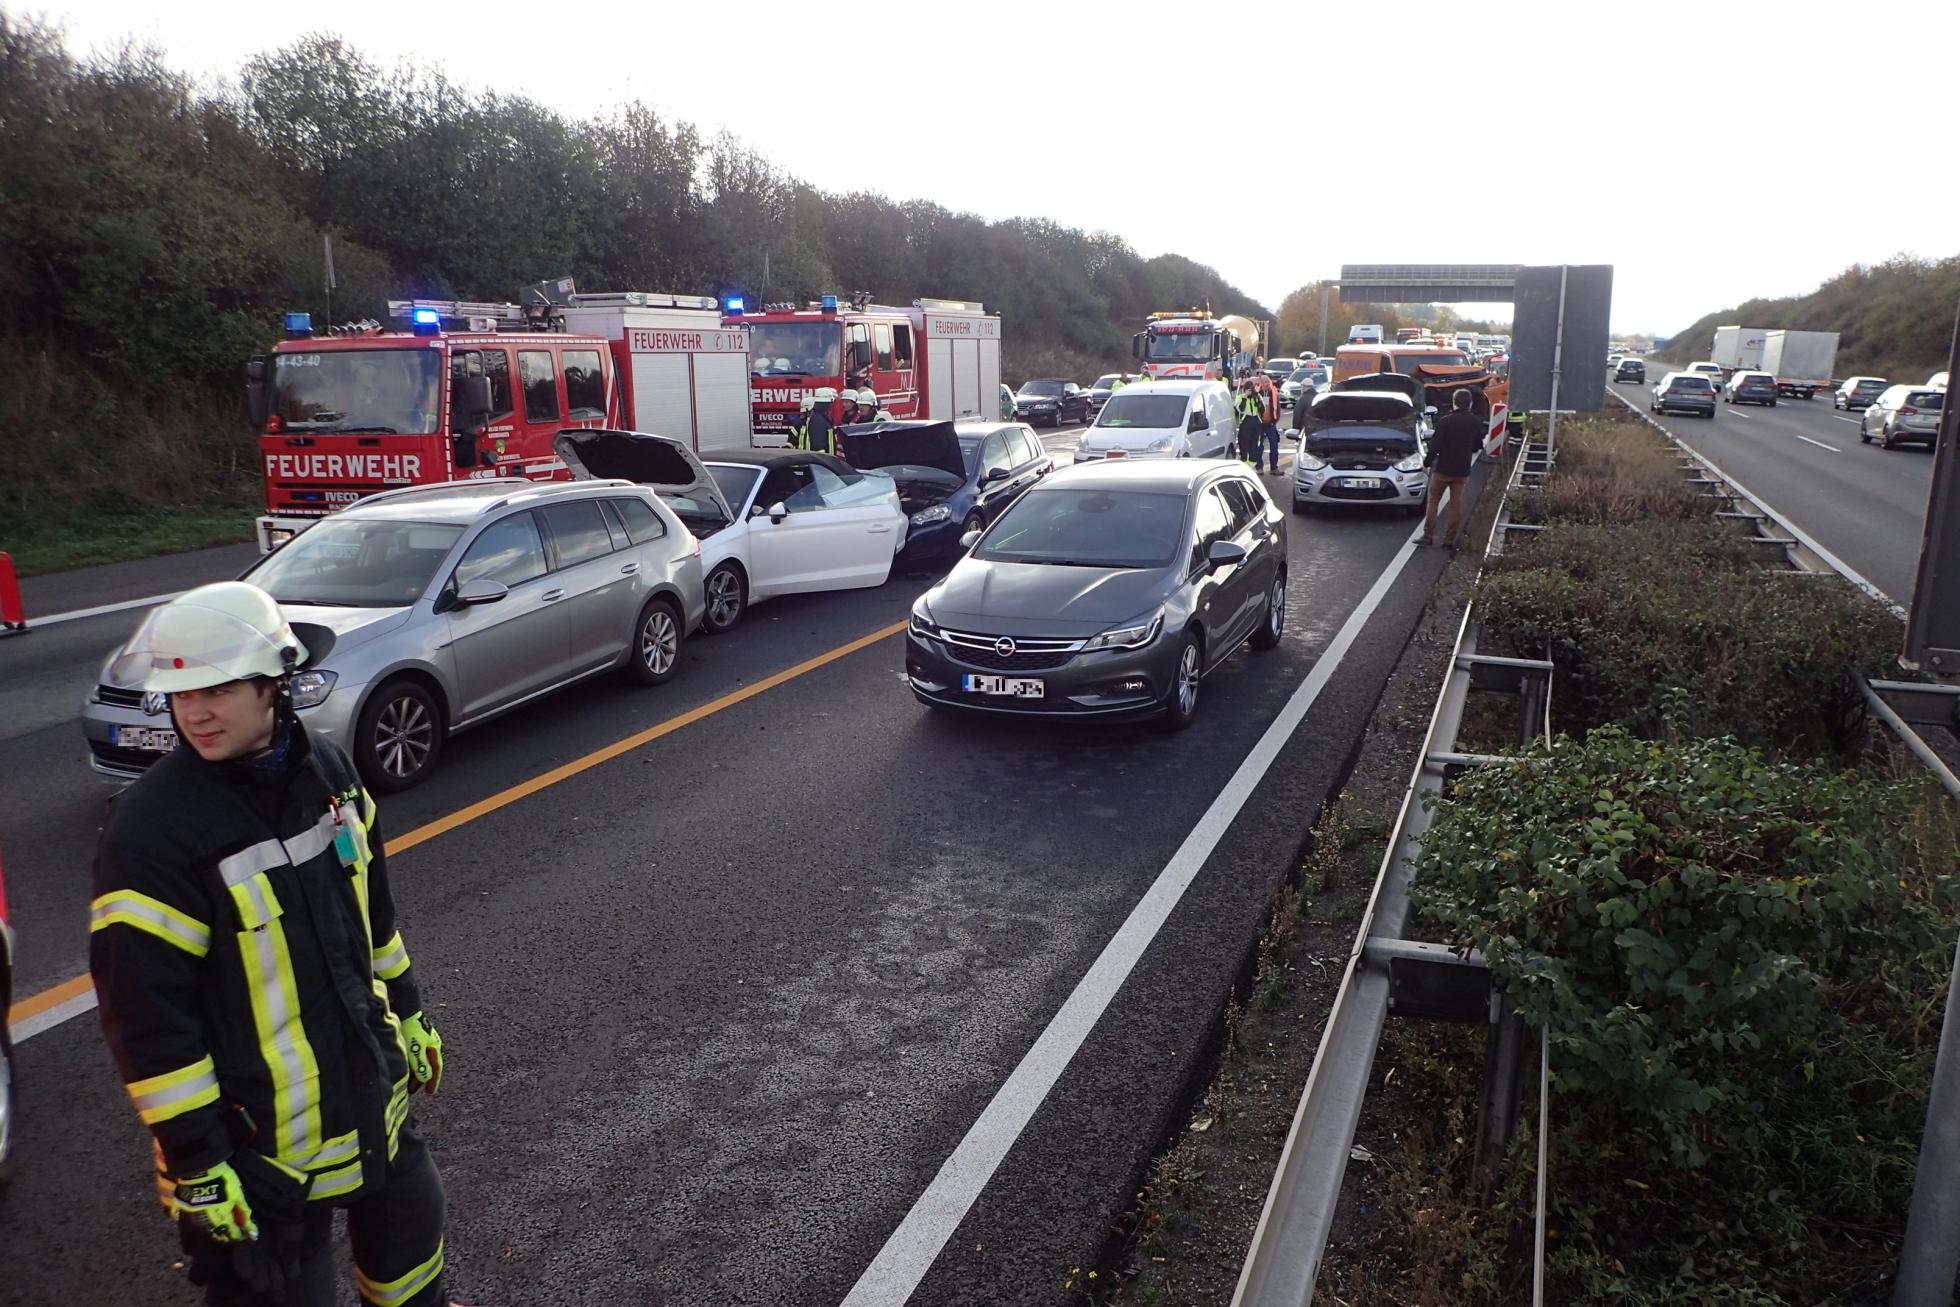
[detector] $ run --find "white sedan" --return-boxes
[553,431,905,633]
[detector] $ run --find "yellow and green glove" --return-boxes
[401,1011,444,1095]
[167,1161,257,1244]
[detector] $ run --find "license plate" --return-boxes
[1339,477,1383,489]
[962,674,1044,699]
[114,725,179,753]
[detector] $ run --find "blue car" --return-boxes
[840,419,1053,565]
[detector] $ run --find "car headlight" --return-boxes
[1394,453,1424,473]
[910,504,953,526]
[1148,437,1171,452]
[1298,455,1328,473]
[909,608,940,640]
[1083,610,1163,652]
[289,669,337,708]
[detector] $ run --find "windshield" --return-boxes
[1907,391,1945,410]
[1020,380,1065,396]
[1096,393,1188,429]
[1669,377,1713,391]
[707,463,762,511]
[247,518,464,608]
[1287,367,1316,382]
[1093,374,1123,389]
[271,349,442,435]
[976,488,1187,569]
[1146,329,1216,361]
[1392,351,1467,374]
[1855,379,1888,392]
[748,323,840,377]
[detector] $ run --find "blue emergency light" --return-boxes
[724,295,746,315]
[283,311,313,339]
[820,294,838,313]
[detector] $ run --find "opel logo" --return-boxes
[142,691,169,717]
[994,636,1017,658]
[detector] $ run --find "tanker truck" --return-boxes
[1133,305,1250,382]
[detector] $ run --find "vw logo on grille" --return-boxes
[994,636,1017,658]
[142,691,169,717]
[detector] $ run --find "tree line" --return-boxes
[1657,255,1960,379]
[0,19,1268,528]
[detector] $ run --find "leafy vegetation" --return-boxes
[1414,729,1959,1303]
[0,18,1267,540]
[1658,255,1959,379]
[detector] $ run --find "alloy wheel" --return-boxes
[375,694,434,780]
[706,567,744,631]
[1269,578,1286,639]
[642,606,679,676]
[1176,643,1201,716]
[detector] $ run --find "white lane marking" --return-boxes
[841,530,1422,1306]
[1796,435,1840,453]
[23,591,182,628]
[1726,407,1752,420]
[1832,415,1863,425]
[12,988,98,1042]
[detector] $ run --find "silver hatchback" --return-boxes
[82,479,705,791]
[1860,385,1944,450]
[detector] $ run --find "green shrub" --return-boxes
[1415,729,1960,1301]
[1479,523,1902,755]
[1508,415,1715,527]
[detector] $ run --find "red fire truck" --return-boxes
[247,285,750,550]
[728,294,1001,442]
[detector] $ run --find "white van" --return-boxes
[1348,324,1385,345]
[1073,379,1236,462]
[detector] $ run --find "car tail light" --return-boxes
[1901,406,1918,416]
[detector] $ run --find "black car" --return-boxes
[1014,378,1093,427]
[1723,372,1778,406]
[905,460,1286,729]
[1614,358,1646,383]
[840,419,1052,564]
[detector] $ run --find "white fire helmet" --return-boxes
[106,581,306,693]
[799,395,817,413]
[814,387,839,403]
[856,388,879,407]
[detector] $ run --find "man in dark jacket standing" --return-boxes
[91,582,450,1307]
[1422,389,1483,549]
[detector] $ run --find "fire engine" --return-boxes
[246,282,750,550]
[726,294,1000,442]
[1132,306,1249,382]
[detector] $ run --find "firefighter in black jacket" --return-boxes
[91,582,450,1307]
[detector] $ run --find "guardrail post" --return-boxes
[0,550,27,636]
[1473,992,1530,1192]
[1895,927,1960,1305]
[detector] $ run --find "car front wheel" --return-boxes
[356,679,444,792]
[1160,632,1203,731]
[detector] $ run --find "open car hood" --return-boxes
[838,420,966,479]
[552,428,732,519]
[1330,373,1424,406]
[1305,389,1421,428]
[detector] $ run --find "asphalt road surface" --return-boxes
[1607,369,1938,603]
[1,420,1463,1305]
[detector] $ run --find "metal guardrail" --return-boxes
[1231,437,1553,1306]
[1233,399,1960,1305]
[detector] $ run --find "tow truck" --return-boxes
[1132,306,1249,382]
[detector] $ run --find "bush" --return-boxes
[1478,522,1902,755]
[1508,415,1715,526]
[1415,729,1960,1301]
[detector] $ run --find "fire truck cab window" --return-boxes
[271,349,442,435]
[563,349,605,420]
[479,348,514,418]
[846,323,872,374]
[874,324,894,371]
[519,350,560,422]
[892,324,914,370]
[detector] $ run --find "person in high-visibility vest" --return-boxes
[1235,383,1264,466]
[799,387,839,455]
[90,582,451,1305]
[790,394,816,448]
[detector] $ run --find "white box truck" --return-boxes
[1758,330,1839,400]
[1710,325,1768,377]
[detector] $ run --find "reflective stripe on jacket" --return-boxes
[91,726,420,1202]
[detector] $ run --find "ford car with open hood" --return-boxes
[1291,387,1429,515]
[555,428,905,632]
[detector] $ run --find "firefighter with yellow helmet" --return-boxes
[90,581,451,1306]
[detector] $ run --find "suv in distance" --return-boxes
[1614,358,1647,383]
[1652,372,1717,417]
[1860,385,1944,450]
[1834,376,1889,410]
[1722,371,1778,406]
[83,479,706,790]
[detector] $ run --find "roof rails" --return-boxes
[567,291,719,311]
[344,477,640,515]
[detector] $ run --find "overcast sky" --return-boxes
[26,0,1959,334]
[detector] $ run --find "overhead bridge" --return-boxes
[1338,264,1522,303]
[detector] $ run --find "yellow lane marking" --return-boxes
[9,618,909,1030]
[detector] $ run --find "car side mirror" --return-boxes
[960,529,983,550]
[768,502,789,523]
[453,578,509,607]
[245,357,270,429]
[1207,539,1247,570]
[985,466,1011,483]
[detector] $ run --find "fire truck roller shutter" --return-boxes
[954,339,981,419]
[927,336,952,421]
[693,353,751,447]
[632,354,696,446]
[978,338,1001,422]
